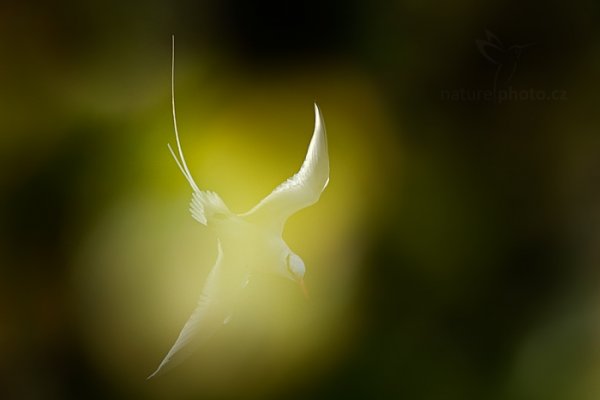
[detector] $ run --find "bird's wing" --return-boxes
[241,103,329,232]
[168,36,231,226]
[147,241,225,379]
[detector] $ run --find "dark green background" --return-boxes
[1,0,600,399]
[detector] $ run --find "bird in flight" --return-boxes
[147,37,330,379]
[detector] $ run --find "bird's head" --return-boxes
[285,253,309,299]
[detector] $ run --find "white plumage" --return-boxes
[147,37,329,379]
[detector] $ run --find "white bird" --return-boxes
[147,37,329,379]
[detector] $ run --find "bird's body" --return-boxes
[147,37,329,379]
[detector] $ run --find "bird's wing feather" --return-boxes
[241,103,329,232]
[147,241,225,379]
[168,36,231,226]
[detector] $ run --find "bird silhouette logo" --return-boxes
[476,30,534,92]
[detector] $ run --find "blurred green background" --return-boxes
[2,0,600,399]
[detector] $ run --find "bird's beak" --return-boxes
[299,278,310,300]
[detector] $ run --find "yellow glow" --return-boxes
[72,68,397,397]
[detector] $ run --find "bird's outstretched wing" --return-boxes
[147,241,225,379]
[241,103,329,232]
[168,36,231,225]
